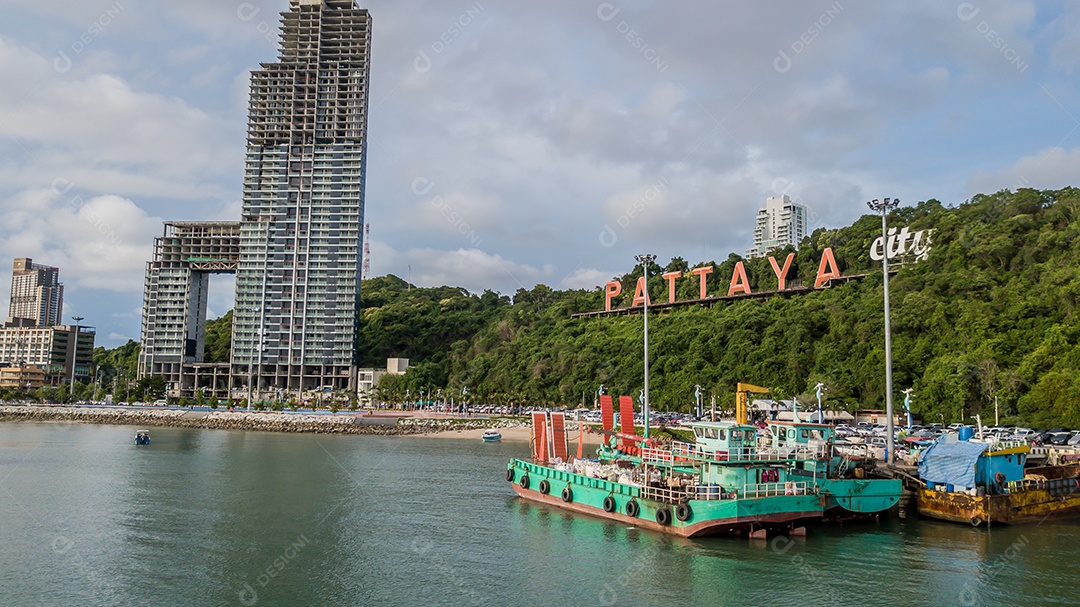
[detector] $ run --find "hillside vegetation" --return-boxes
[97,187,1080,427]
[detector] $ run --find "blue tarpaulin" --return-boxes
[918,439,988,489]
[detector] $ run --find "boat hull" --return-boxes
[815,477,902,515]
[917,485,1080,526]
[508,459,824,537]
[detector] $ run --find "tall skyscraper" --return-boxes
[139,222,240,385]
[7,258,64,327]
[746,195,808,259]
[232,0,371,393]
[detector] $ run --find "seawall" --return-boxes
[0,406,525,436]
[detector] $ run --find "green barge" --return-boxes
[507,405,901,538]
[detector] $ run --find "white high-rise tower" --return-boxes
[746,195,807,258]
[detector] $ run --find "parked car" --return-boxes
[1029,431,1053,445]
[1048,432,1072,446]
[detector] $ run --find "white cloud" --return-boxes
[369,241,554,295]
[968,146,1080,194]
[560,267,617,290]
[0,36,239,209]
[0,189,161,294]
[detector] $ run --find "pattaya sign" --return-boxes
[603,248,842,312]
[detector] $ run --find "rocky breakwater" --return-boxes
[0,405,525,436]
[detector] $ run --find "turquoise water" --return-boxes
[1,422,1078,606]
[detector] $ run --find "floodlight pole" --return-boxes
[635,253,656,439]
[868,198,899,465]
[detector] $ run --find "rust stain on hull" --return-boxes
[918,487,1080,526]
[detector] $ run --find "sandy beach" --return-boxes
[411,424,605,446]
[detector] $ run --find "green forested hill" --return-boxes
[96,187,1080,427]
[441,187,1080,427]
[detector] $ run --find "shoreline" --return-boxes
[0,405,530,437]
[408,425,603,445]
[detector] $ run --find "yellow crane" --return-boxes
[735,383,770,425]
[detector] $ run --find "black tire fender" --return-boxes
[676,503,693,522]
[656,507,672,526]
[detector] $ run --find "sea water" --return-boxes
[1,422,1077,606]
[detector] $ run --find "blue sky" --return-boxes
[0,0,1077,347]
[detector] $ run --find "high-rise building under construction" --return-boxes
[232,0,371,393]
[139,0,371,397]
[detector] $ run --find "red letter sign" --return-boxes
[691,265,713,299]
[769,253,795,291]
[604,281,622,311]
[632,277,651,307]
[728,261,751,297]
[662,271,680,303]
[815,248,841,288]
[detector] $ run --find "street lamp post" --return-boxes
[246,306,262,411]
[867,197,899,465]
[902,388,915,432]
[70,316,84,402]
[635,253,656,439]
[814,382,827,423]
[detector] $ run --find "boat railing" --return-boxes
[756,445,831,461]
[641,448,676,465]
[989,440,1029,453]
[644,443,830,465]
[640,484,729,503]
[1006,477,1080,494]
[742,481,812,498]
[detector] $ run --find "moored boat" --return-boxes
[482,429,502,442]
[506,390,901,538]
[917,434,1080,526]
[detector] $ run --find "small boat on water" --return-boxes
[482,429,502,442]
[135,430,151,445]
[506,387,901,538]
[917,431,1080,526]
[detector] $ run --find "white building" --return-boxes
[746,195,808,258]
[357,358,409,403]
[0,324,95,384]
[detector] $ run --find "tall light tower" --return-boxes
[70,316,84,398]
[867,197,899,465]
[635,253,656,438]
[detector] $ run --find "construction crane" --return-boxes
[735,383,770,425]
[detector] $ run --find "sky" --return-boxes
[0,0,1077,348]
